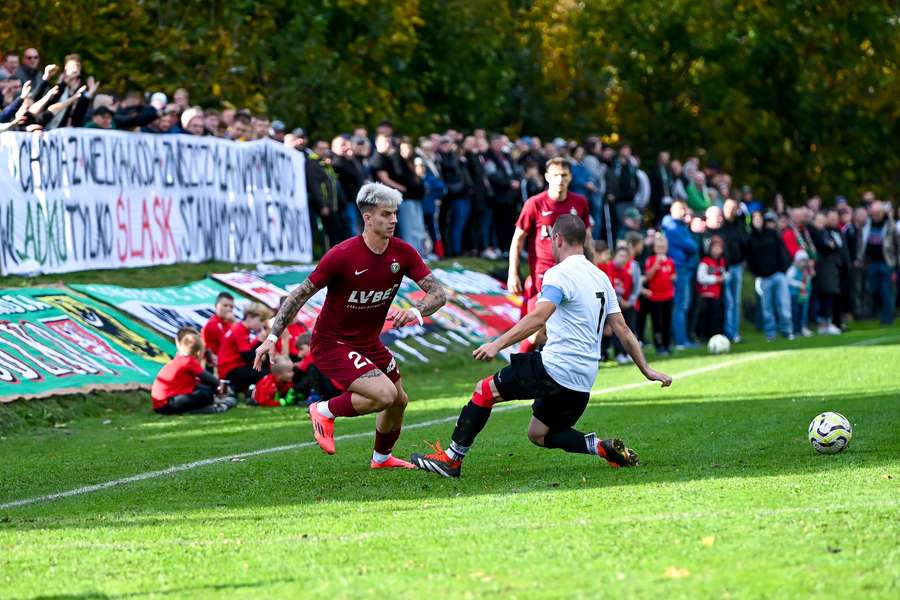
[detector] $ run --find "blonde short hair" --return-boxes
[243,302,272,321]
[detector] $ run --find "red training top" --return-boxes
[201,314,230,356]
[698,256,726,299]
[643,255,676,302]
[151,354,204,409]
[600,261,634,304]
[515,191,591,295]
[217,321,257,378]
[307,235,430,349]
[252,373,294,407]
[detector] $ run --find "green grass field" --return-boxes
[1,324,898,599]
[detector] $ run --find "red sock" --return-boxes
[374,428,402,454]
[327,392,358,417]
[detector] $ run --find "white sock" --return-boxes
[585,433,600,456]
[372,451,391,464]
[316,401,335,419]
[447,441,468,461]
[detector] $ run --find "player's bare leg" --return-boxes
[308,369,413,467]
[526,417,639,468]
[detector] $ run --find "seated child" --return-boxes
[217,302,271,395]
[249,356,297,407]
[152,333,236,415]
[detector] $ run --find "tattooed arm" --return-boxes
[390,273,448,328]
[253,279,320,370]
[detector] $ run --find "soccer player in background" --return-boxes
[255,183,447,469]
[411,214,672,478]
[507,157,592,352]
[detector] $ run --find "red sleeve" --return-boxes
[232,323,253,353]
[253,375,278,407]
[515,198,536,233]
[201,319,220,351]
[404,243,431,282]
[307,246,340,288]
[643,256,655,272]
[186,356,204,377]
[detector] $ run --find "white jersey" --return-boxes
[537,254,621,392]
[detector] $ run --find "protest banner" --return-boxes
[71,279,248,339]
[0,288,174,402]
[0,129,312,275]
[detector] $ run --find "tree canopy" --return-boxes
[1,0,897,202]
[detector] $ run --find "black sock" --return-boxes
[448,401,492,458]
[544,429,593,454]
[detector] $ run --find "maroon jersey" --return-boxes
[515,191,591,294]
[307,236,430,348]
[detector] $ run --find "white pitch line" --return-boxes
[0,340,878,512]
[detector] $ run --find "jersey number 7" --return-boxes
[595,291,607,334]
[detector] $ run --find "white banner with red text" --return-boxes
[0,129,311,275]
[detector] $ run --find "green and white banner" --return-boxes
[71,279,247,339]
[0,288,174,402]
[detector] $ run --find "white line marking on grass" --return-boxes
[849,335,900,346]
[0,339,883,512]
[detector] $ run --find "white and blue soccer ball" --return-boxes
[808,412,853,454]
[707,334,731,355]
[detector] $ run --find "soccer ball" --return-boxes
[707,334,731,355]
[808,412,853,454]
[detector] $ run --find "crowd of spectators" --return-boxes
[2,46,897,355]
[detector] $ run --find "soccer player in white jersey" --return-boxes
[411,214,672,478]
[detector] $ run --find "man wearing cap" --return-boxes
[84,105,114,129]
[181,107,205,135]
[268,120,286,142]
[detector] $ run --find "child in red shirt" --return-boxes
[217,302,271,395]
[152,333,236,414]
[642,234,676,355]
[601,242,638,365]
[696,235,727,339]
[250,357,297,407]
[201,292,235,370]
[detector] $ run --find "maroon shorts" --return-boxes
[311,341,401,390]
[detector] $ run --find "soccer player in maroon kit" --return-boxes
[254,183,447,469]
[507,157,593,352]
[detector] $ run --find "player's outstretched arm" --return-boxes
[608,312,672,387]
[473,301,555,360]
[391,274,447,328]
[252,279,320,370]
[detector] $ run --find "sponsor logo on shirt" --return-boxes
[348,284,400,306]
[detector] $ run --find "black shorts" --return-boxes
[494,352,590,431]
